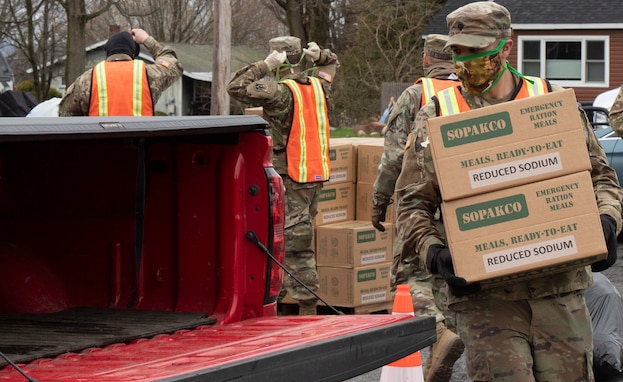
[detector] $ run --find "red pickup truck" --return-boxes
[0,115,434,381]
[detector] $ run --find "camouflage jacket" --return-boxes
[226,50,337,177]
[59,36,183,116]
[609,85,623,136]
[372,61,457,207]
[395,77,623,304]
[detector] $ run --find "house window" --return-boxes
[518,36,608,87]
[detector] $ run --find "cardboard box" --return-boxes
[315,182,355,226]
[318,263,393,307]
[428,89,591,201]
[441,171,606,285]
[316,220,393,267]
[328,143,356,184]
[356,143,385,184]
[244,107,263,117]
[355,182,396,223]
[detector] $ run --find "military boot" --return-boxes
[298,300,317,316]
[424,321,464,382]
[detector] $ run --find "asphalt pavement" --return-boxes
[346,247,623,382]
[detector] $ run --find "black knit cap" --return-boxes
[105,31,140,58]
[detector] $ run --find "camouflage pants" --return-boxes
[391,235,450,326]
[451,291,593,382]
[281,177,322,304]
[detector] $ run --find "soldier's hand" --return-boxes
[131,28,149,44]
[303,42,321,62]
[264,50,287,71]
[371,204,388,232]
[592,214,618,272]
[426,244,481,297]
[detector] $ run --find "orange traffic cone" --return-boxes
[379,284,425,382]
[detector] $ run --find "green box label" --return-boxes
[441,111,512,147]
[329,149,337,161]
[319,188,336,202]
[357,230,376,243]
[456,194,529,231]
[357,269,377,282]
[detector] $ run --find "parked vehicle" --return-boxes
[595,125,623,185]
[0,52,14,94]
[0,115,435,382]
[582,87,623,182]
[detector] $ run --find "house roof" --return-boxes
[424,0,623,35]
[84,40,265,82]
[162,43,265,81]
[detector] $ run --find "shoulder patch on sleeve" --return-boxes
[246,81,279,99]
[155,59,172,68]
[317,71,333,82]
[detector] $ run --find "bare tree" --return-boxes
[271,0,333,47]
[231,0,287,49]
[332,0,444,126]
[57,0,115,84]
[110,0,214,44]
[0,0,65,100]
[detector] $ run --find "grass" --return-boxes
[330,127,381,138]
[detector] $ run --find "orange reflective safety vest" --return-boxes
[89,60,154,116]
[416,77,459,108]
[281,77,331,183]
[436,76,550,116]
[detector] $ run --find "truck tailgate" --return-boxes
[0,314,435,382]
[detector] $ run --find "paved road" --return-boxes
[347,248,623,382]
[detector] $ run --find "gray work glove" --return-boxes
[426,244,481,297]
[592,214,619,272]
[303,42,321,62]
[264,50,287,71]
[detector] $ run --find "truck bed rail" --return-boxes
[0,315,435,382]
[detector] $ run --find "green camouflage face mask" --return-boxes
[453,39,507,96]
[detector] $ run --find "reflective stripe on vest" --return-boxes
[524,76,547,97]
[436,77,550,116]
[89,60,154,116]
[416,77,459,108]
[282,77,331,183]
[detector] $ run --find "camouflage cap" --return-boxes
[424,34,452,60]
[446,1,512,48]
[269,36,302,56]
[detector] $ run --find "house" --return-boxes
[423,0,623,103]
[52,41,265,116]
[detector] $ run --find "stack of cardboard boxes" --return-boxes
[245,108,396,311]
[314,138,395,309]
[427,89,607,287]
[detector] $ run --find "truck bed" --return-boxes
[0,308,217,367]
[0,314,435,382]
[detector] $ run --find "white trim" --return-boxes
[516,34,610,88]
[513,23,623,30]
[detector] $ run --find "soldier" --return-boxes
[396,2,622,380]
[609,86,623,136]
[59,28,182,116]
[227,36,338,315]
[371,34,463,382]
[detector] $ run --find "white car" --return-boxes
[594,86,620,112]
[583,86,620,128]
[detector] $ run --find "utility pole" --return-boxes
[211,0,231,115]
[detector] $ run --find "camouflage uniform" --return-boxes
[59,36,182,116]
[396,2,623,381]
[374,35,464,382]
[226,37,338,313]
[609,86,623,135]
[379,61,457,322]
